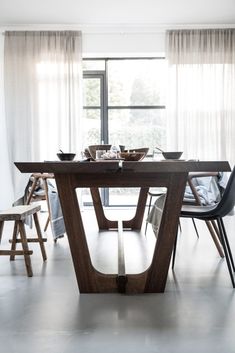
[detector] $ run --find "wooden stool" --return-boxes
[0,204,47,277]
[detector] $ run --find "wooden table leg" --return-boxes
[90,187,117,229]
[56,173,189,294]
[123,187,149,229]
[90,187,149,230]
[144,173,188,293]
[56,175,117,293]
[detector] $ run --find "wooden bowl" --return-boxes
[120,151,146,161]
[88,144,125,160]
[121,147,149,161]
[88,145,111,160]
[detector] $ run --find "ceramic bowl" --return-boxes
[162,152,183,160]
[57,153,76,161]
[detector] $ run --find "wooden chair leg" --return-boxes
[172,229,178,270]
[178,219,182,232]
[145,195,153,235]
[211,220,221,241]
[205,220,224,258]
[10,222,18,261]
[33,213,47,261]
[18,221,33,277]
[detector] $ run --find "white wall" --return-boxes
[1,24,166,56]
[82,30,165,56]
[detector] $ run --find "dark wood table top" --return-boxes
[15,160,231,175]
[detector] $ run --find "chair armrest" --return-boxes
[188,172,219,180]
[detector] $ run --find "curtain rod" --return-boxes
[2,30,82,35]
[1,23,235,35]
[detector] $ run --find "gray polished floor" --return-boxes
[0,207,235,353]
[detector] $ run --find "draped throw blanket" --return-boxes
[32,179,65,240]
[46,183,65,241]
[147,173,228,236]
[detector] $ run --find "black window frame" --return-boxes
[82,57,166,207]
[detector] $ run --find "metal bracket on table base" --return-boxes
[117,220,128,293]
[116,275,128,293]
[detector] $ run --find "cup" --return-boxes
[95,150,106,160]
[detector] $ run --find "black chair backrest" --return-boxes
[213,166,235,217]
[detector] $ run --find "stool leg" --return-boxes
[18,221,33,277]
[33,213,47,261]
[43,179,52,232]
[10,222,18,261]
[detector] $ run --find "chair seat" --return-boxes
[181,204,217,218]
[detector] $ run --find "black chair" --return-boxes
[172,166,235,287]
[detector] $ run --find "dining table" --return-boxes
[15,160,231,294]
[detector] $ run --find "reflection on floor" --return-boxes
[0,207,235,353]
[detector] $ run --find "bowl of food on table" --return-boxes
[120,147,149,161]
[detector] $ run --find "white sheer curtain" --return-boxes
[165,29,235,165]
[0,33,14,209]
[4,31,83,202]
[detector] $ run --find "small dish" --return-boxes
[57,153,76,161]
[162,152,183,160]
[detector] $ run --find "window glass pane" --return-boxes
[109,109,166,153]
[81,188,93,204]
[109,188,140,206]
[82,109,101,145]
[83,78,101,106]
[83,60,105,71]
[108,59,166,106]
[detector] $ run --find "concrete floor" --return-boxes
[0,207,235,353]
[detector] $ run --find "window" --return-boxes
[82,58,166,206]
